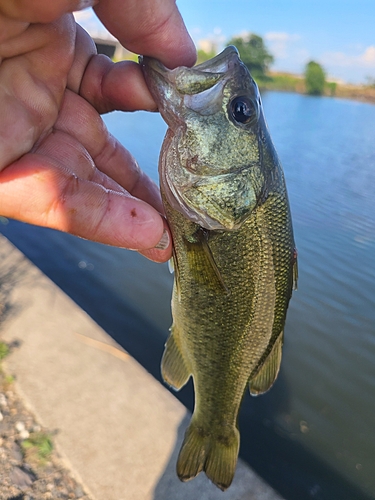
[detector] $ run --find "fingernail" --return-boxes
[154,229,170,250]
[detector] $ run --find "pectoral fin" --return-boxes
[161,330,191,390]
[170,249,181,300]
[249,331,283,396]
[185,228,229,294]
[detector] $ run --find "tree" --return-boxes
[304,61,326,95]
[228,33,273,80]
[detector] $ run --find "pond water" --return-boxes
[1,91,375,500]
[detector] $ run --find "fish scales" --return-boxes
[141,46,296,491]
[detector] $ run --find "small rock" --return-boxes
[0,411,3,422]
[75,486,84,497]
[10,466,36,490]
[5,440,14,450]
[10,442,23,461]
[0,421,9,434]
[19,429,30,440]
[15,421,26,432]
[5,390,14,400]
[0,393,7,407]
[54,472,63,484]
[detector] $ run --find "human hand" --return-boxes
[0,0,196,262]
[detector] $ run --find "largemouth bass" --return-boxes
[141,46,297,491]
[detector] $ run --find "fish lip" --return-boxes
[139,54,167,77]
[140,45,239,73]
[140,46,240,93]
[193,45,240,72]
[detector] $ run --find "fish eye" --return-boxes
[229,96,255,125]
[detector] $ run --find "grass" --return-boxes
[0,341,14,390]
[0,338,53,468]
[258,71,375,104]
[21,432,54,466]
[259,72,305,93]
[333,83,375,104]
[0,341,9,361]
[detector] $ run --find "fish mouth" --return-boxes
[140,45,238,72]
[140,46,240,96]
[140,46,244,122]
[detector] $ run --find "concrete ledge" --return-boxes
[0,234,284,500]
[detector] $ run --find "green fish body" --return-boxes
[141,46,297,491]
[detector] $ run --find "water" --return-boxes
[1,92,375,500]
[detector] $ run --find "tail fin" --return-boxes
[176,419,239,491]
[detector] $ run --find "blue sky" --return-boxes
[75,0,375,83]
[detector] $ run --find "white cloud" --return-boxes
[321,46,375,68]
[231,30,252,41]
[265,32,301,59]
[190,27,203,38]
[360,46,375,65]
[198,27,226,53]
[265,32,301,43]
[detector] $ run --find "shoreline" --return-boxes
[260,86,375,106]
[259,71,375,105]
[115,52,375,106]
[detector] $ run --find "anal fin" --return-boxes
[161,331,191,391]
[249,331,283,396]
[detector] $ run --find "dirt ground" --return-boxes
[0,342,93,500]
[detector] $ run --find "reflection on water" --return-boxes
[1,92,375,500]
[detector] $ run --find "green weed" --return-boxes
[21,432,54,466]
[0,341,9,360]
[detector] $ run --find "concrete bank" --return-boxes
[0,234,284,500]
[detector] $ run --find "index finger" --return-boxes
[94,0,196,69]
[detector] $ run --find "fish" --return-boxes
[140,46,297,491]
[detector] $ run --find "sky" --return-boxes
[75,0,375,84]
